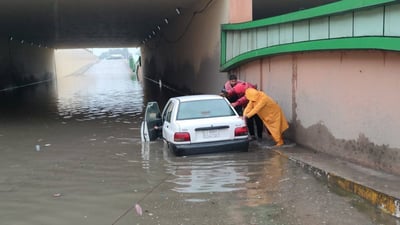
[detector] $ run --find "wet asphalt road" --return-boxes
[0,59,398,225]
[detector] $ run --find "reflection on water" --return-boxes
[56,60,144,120]
[163,149,285,201]
[242,153,286,207]
[168,159,249,193]
[0,81,58,120]
[0,59,148,124]
[140,137,287,206]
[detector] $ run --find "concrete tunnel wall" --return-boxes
[139,0,230,95]
[0,37,55,91]
[235,50,400,175]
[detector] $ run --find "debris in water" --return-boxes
[135,203,143,216]
[279,178,290,183]
[53,193,62,197]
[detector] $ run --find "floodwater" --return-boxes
[0,59,398,225]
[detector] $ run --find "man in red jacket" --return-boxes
[220,74,244,115]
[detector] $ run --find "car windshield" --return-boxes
[176,99,236,120]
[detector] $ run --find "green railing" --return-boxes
[220,0,400,71]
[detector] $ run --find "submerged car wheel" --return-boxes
[173,149,183,157]
[240,141,250,152]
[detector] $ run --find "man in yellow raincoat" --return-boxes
[243,88,289,146]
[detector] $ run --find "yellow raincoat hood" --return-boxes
[245,88,259,102]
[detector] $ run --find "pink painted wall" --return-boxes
[236,50,400,175]
[231,60,261,87]
[229,0,252,23]
[261,56,293,119]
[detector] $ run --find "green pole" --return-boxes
[129,57,135,72]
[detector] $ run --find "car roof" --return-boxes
[171,94,224,102]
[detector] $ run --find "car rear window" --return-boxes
[176,99,236,120]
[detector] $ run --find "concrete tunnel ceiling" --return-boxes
[1,0,338,49]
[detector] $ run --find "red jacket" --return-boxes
[227,82,256,107]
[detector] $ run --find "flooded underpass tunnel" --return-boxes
[0,54,398,225]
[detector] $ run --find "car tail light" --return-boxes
[234,126,248,137]
[174,132,191,142]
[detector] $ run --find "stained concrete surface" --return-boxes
[0,58,398,225]
[271,145,400,219]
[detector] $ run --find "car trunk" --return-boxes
[176,117,243,143]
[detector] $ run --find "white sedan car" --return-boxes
[141,94,249,156]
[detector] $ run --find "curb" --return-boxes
[273,149,400,218]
